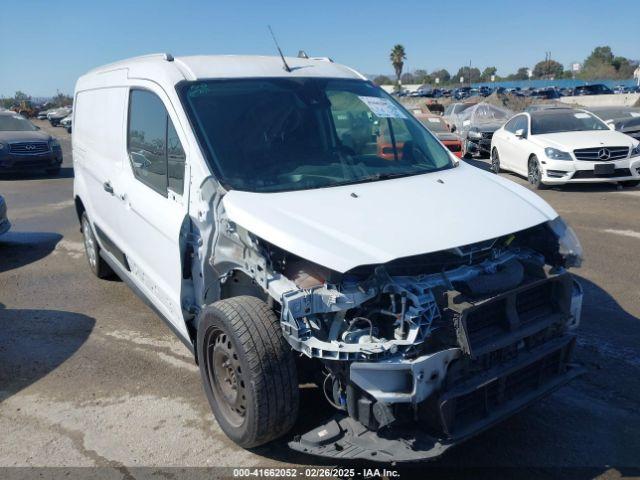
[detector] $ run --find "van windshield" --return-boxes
[179,78,454,193]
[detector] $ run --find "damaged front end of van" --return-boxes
[203,179,585,462]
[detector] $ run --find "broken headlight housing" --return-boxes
[549,216,583,267]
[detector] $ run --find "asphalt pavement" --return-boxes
[1,121,639,478]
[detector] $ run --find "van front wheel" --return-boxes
[197,296,299,448]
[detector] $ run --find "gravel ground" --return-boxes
[1,121,639,479]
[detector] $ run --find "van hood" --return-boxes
[530,130,636,151]
[222,164,557,273]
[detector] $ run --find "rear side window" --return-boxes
[504,116,519,133]
[127,89,185,196]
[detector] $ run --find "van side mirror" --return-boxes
[515,128,526,138]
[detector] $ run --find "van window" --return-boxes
[167,121,185,195]
[127,89,185,196]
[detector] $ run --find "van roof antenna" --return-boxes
[268,25,291,72]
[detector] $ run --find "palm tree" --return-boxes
[390,45,407,87]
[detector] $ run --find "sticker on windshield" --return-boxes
[630,112,640,118]
[463,119,471,126]
[574,113,591,119]
[427,118,441,123]
[358,96,407,119]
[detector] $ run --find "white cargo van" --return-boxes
[73,53,584,462]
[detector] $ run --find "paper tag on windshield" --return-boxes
[358,96,407,119]
[574,113,591,119]
[463,119,471,126]
[630,112,640,118]
[428,118,441,123]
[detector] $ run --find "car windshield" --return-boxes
[179,78,453,193]
[531,110,610,135]
[0,114,38,132]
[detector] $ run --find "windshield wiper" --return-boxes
[330,171,428,188]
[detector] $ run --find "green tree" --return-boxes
[51,92,73,107]
[431,68,451,83]
[479,67,497,82]
[579,46,636,79]
[583,46,614,70]
[373,75,393,86]
[532,59,564,79]
[455,66,480,83]
[612,56,636,78]
[401,72,415,84]
[14,91,30,102]
[413,69,429,83]
[507,67,530,80]
[390,45,407,85]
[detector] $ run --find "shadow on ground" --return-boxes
[0,167,74,181]
[0,304,95,403]
[0,231,62,273]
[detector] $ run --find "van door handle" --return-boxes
[103,181,114,195]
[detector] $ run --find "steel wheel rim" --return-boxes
[206,328,247,427]
[82,217,97,269]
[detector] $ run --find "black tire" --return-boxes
[81,212,113,278]
[46,167,61,176]
[621,180,640,188]
[528,155,548,190]
[490,148,501,174]
[197,296,299,448]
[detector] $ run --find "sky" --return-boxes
[1,0,639,97]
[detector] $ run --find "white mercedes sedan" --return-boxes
[490,107,640,189]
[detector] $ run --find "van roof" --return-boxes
[80,54,365,87]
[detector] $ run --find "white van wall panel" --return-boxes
[75,87,127,171]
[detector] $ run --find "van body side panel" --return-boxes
[73,87,128,263]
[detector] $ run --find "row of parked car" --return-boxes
[396,83,640,101]
[37,106,72,132]
[438,100,640,188]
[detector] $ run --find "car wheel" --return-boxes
[490,148,501,174]
[528,155,548,190]
[621,180,640,188]
[197,296,299,448]
[81,212,113,278]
